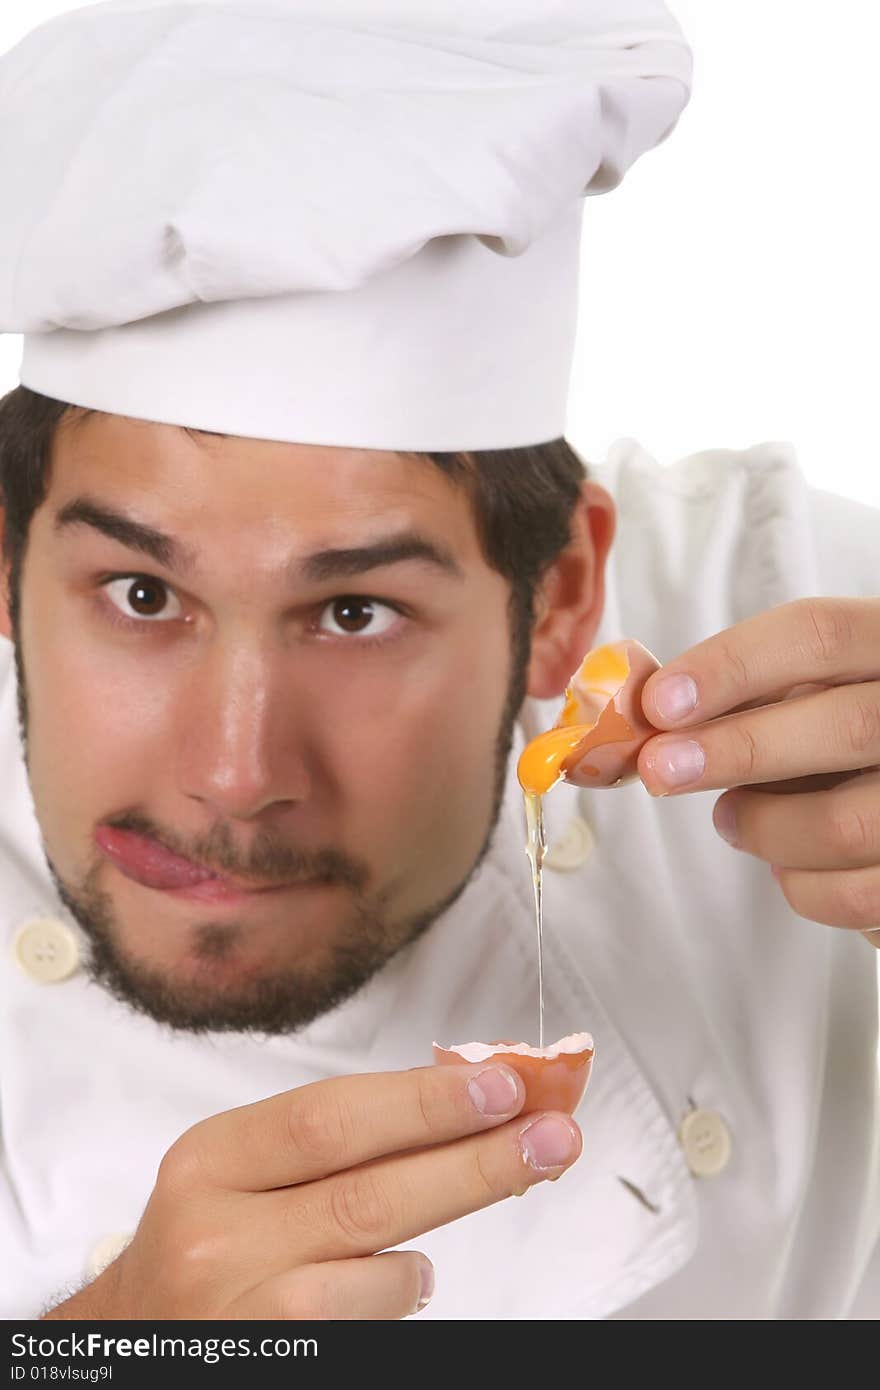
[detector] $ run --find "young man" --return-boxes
[0,1,877,1319]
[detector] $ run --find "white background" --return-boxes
[568,0,880,507]
[1,1,878,508]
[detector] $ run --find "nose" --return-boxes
[175,638,312,819]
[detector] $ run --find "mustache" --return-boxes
[101,809,368,892]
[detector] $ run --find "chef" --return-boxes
[0,0,878,1321]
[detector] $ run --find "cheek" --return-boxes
[339,621,510,866]
[20,603,170,833]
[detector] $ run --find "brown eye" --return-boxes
[318,596,399,640]
[127,579,166,616]
[332,598,374,633]
[103,576,183,623]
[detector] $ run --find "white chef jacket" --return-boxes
[1,438,878,1320]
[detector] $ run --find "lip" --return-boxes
[95,825,325,904]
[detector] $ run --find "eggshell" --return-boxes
[558,637,661,788]
[432,1033,594,1115]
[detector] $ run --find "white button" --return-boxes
[544,815,594,872]
[85,1231,133,1281]
[678,1107,732,1178]
[11,917,80,984]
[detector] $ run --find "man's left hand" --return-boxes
[637,597,880,948]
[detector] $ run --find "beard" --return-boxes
[43,838,490,1037]
[14,598,531,1037]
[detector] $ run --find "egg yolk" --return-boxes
[517,643,632,795]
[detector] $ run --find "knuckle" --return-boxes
[838,872,880,928]
[800,598,854,670]
[471,1143,505,1204]
[171,1229,227,1289]
[412,1070,442,1138]
[826,798,878,862]
[285,1088,354,1169]
[157,1128,207,1195]
[732,722,761,779]
[241,1268,321,1322]
[146,1208,228,1310]
[279,1269,334,1321]
[718,637,752,699]
[842,695,880,759]
[329,1167,395,1245]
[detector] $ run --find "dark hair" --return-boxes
[0,386,588,665]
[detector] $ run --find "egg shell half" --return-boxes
[432,1033,594,1115]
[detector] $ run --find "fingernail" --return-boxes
[414,1258,435,1313]
[652,674,698,723]
[713,796,739,847]
[467,1065,520,1116]
[647,738,705,789]
[519,1115,580,1172]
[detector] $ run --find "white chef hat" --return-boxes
[0,0,692,451]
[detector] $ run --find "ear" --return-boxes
[0,506,11,641]
[526,479,616,700]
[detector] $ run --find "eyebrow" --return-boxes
[52,497,466,585]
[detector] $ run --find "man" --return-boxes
[0,1,877,1319]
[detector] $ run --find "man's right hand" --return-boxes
[42,1062,582,1320]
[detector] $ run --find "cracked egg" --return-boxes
[518,637,662,796]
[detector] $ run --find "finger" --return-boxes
[263,1109,583,1267]
[640,597,880,730]
[173,1062,526,1192]
[772,862,880,936]
[728,681,837,717]
[227,1251,435,1321]
[714,769,880,870]
[746,769,870,796]
[638,679,880,795]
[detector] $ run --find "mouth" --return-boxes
[94,826,325,904]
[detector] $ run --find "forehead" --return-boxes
[48,410,478,555]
